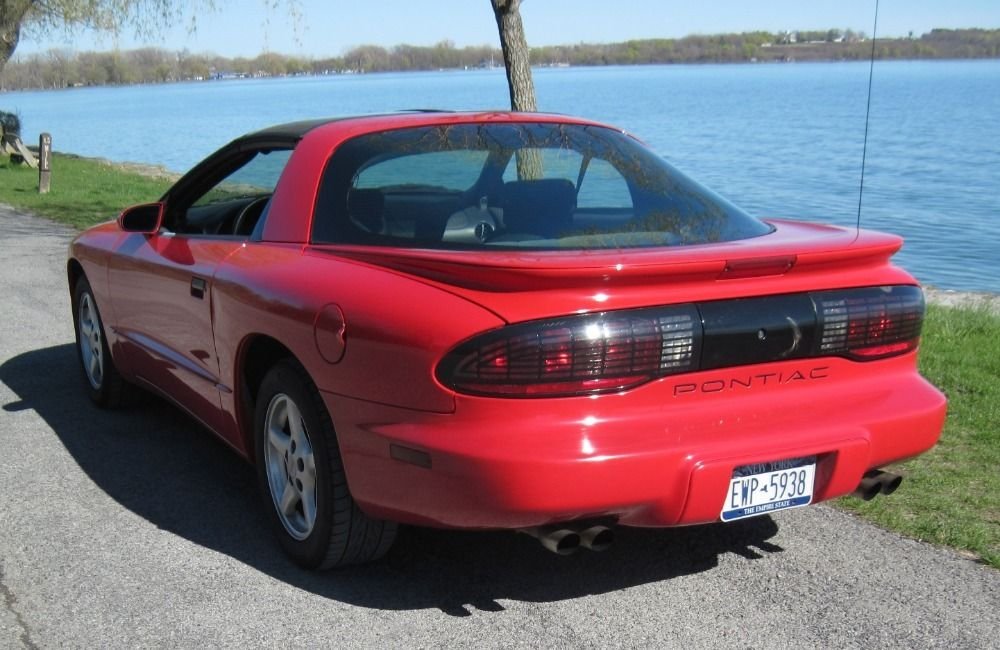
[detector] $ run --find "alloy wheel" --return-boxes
[77,292,104,390]
[263,393,318,540]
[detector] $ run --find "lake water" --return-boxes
[4,60,999,292]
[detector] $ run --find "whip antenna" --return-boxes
[856,0,880,236]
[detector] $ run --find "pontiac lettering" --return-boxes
[673,366,830,396]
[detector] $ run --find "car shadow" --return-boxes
[1,344,784,616]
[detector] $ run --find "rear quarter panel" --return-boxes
[209,243,504,455]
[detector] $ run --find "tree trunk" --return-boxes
[0,2,30,83]
[1,23,20,80]
[491,0,541,178]
[491,0,536,112]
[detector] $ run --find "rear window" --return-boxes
[311,122,771,249]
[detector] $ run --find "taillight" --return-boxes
[437,305,701,397]
[814,286,924,360]
[438,285,924,398]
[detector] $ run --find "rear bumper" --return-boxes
[325,354,946,529]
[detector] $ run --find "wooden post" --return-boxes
[38,133,52,194]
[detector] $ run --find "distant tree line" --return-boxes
[530,28,1000,65]
[1,28,998,91]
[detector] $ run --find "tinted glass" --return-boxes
[356,150,489,191]
[193,149,293,207]
[312,123,771,249]
[170,148,293,236]
[576,158,632,209]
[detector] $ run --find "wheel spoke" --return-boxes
[267,425,291,457]
[278,482,298,517]
[300,483,317,529]
[287,402,305,445]
[89,352,101,379]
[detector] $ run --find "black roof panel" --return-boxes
[243,111,464,142]
[244,118,345,141]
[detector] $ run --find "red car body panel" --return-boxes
[329,352,944,528]
[68,111,947,532]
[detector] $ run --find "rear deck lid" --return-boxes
[310,219,911,323]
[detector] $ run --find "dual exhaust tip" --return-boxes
[522,469,902,553]
[519,524,614,555]
[853,469,904,501]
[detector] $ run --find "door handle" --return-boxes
[190,277,207,299]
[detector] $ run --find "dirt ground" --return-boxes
[925,287,1000,314]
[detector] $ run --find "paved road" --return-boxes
[1,205,997,648]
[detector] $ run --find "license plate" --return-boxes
[721,457,816,522]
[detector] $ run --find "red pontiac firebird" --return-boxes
[68,111,947,568]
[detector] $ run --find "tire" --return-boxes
[254,359,397,569]
[73,276,133,408]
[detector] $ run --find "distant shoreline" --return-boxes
[2,27,997,93]
[3,55,998,96]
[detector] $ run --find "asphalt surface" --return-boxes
[1,204,998,648]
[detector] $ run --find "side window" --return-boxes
[183,148,293,236]
[576,158,632,209]
[501,151,632,211]
[501,148,583,184]
[193,149,292,208]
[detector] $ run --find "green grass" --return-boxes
[2,155,997,567]
[0,154,172,228]
[838,304,1000,568]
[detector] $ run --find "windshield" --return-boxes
[311,122,771,249]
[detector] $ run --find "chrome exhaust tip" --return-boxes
[853,474,883,501]
[879,471,904,495]
[519,526,582,555]
[853,469,904,500]
[579,525,614,552]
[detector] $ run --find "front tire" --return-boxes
[254,359,397,569]
[73,276,132,408]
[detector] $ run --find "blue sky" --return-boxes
[16,0,1000,58]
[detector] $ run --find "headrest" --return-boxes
[502,178,576,237]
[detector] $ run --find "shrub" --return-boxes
[0,111,22,136]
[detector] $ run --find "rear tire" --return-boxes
[73,276,133,408]
[254,359,397,569]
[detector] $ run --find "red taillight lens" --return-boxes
[437,305,701,397]
[438,285,924,398]
[814,286,924,360]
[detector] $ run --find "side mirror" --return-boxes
[118,202,165,234]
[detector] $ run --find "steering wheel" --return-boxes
[232,196,271,236]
